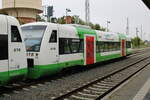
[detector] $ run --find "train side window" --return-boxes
[64,39,71,54]
[127,41,131,48]
[59,38,71,54]
[59,38,64,54]
[0,35,8,60]
[79,40,84,53]
[118,42,120,50]
[49,30,57,43]
[70,39,80,53]
[11,26,22,42]
[100,42,104,52]
[59,38,84,54]
[96,42,100,53]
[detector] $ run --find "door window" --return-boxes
[49,30,57,43]
[11,26,22,42]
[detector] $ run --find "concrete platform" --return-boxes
[103,64,150,100]
[144,90,150,100]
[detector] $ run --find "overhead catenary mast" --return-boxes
[85,0,90,25]
[141,24,143,40]
[126,17,129,35]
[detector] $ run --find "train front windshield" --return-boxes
[22,25,47,52]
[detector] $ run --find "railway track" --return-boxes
[53,55,150,100]
[128,47,150,57]
[0,48,149,99]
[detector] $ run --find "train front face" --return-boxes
[21,24,48,79]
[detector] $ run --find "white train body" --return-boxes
[0,15,27,84]
[21,22,132,79]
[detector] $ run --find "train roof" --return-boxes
[126,35,132,41]
[0,14,19,35]
[64,24,91,29]
[21,22,57,27]
[21,22,79,39]
[21,22,131,41]
[96,31,119,42]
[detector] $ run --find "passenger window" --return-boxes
[70,39,80,53]
[59,38,71,54]
[59,38,83,55]
[79,40,84,53]
[127,41,131,48]
[11,26,22,42]
[96,42,100,53]
[49,30,57,43]
[0,35,8,60]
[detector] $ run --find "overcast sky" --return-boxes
[43,0,150,40]
[0,0,150,40]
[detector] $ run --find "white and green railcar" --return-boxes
[21,22,132,79]
[0,15,27,85]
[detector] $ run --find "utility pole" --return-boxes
[74,15,79,24]
[107,21,111,32]
[136,27,139,37]
[141,24,143,40]
[14,0,18,18]
[126,17,129,35]
[136,27,140,48]
[85,0,90,25]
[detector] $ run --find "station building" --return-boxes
[0,0,42,24]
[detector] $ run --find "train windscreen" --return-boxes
[22,25,47,52]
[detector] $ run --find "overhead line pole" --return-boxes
[85,0,90,25]
[141,24,143,40]
[126,17,129,35]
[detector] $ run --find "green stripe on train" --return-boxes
[27,59,84,79]
[28,53,124,79]
[0,68,27,85]
[96,53,122,62]
[75,27,97,39]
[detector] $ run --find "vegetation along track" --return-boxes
[0,49,149,98]
[54,55,150,100]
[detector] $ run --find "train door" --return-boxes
[8,23,26,76]
[49,27,59,64]
[121,39,126,56]
[84,35,96,65]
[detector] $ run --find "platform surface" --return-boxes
[103,64,150,100]
[144,89,150,100]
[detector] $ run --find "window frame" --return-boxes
[49,30,57,43]
[11,25,22,42]
[96,41,121,53]
[22,25,47,52]
[59,38,84,55]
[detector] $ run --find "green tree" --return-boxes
[36,15,45,22]
[56,16,106,31]
[57,16,66,24]
[94,24,100,30]
[131,37,144,48]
